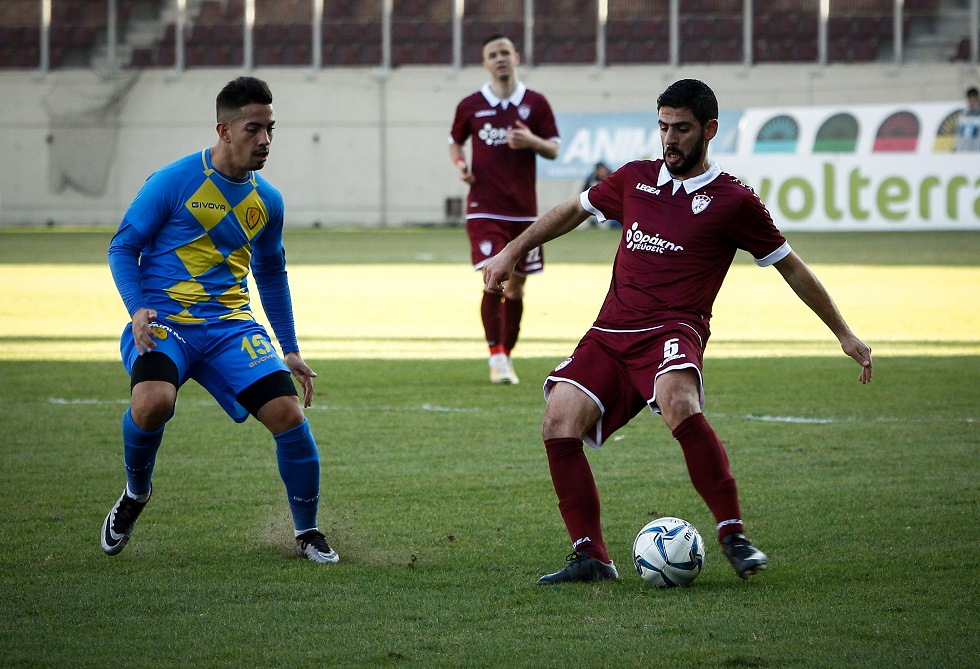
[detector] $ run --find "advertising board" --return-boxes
[542,102,978,230]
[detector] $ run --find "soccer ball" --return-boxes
[633,516,705,588]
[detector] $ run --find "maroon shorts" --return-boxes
[466,217,544,276]
[543,322,707,448]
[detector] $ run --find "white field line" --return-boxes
[45,398,976,424]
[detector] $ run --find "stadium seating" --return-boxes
[950,36,979,61]
[36,0,103,68]
[530,0,595,64]
[606,18,669,64]
[0,0,949,69]
[391,0,453,67]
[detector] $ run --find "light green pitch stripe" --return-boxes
[1,264,978,360]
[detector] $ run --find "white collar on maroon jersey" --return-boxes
[656,161,722,194]
[481,82,527,110]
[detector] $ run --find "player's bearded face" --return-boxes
[662,128,706,177]
[658,106,713,178]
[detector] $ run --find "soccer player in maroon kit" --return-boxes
[449,34,560,385]
[483,79,873,584]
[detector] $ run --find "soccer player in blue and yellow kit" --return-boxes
[100,76,339,563]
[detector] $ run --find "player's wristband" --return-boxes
[455,157,466,167]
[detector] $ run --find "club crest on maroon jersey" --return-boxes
[518,105,531,120]
[692,194,712,214]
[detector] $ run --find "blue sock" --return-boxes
[122,408,164,497]
[274,419,320,533]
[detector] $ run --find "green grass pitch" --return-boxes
[0,228,977,668]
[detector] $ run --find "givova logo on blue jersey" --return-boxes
[186,180,232,230]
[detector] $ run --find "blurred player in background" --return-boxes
[101,76,339,564]
[954,86,980,152]
[449,34,560,385]
[581,162,616,229]
[484,79,873,584]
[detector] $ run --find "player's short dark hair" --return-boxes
[968,87,979,97]
[657,79,719,126]
[216,76,273,122]
[482,33,513,48]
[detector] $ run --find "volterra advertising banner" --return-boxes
[541,101,979,231]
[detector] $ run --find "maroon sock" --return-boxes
[544,437,610,564]
[502,296,524,354]
[480,292,503,348]
[671,413,745,543]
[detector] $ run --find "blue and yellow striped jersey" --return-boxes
[110,148,286,324]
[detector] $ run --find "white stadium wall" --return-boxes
[0,63,977,229]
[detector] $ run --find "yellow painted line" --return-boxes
[1,264,977,360]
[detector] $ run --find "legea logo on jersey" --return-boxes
[635,182,661,195]
[478,122,509,146]
[625,222,685,254]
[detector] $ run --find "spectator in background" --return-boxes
[954,87,980,152]
[582,161,611,191]
[580,162,619,229]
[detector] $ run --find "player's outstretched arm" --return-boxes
[284,351,317,407]
[774,251,873,384]
[483,197,589,292]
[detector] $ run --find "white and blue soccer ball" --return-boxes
[633,516,705,588]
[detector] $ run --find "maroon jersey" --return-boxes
[583,159,790,334]
[450,82,559,221]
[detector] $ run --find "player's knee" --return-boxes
[541,408,583,441]
[257,395,305,435]
[130,394,174,431]
[542,383,597,440]
[503,279,525,300]
[658,395,700,430]
[129,353,178,430]
[276,400,306,430]
[541,420,563,442]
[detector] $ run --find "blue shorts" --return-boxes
[120,318,290,423]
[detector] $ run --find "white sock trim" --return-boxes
[125,485,151,503]
[716,519,743,531]
[294,527,319,538]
